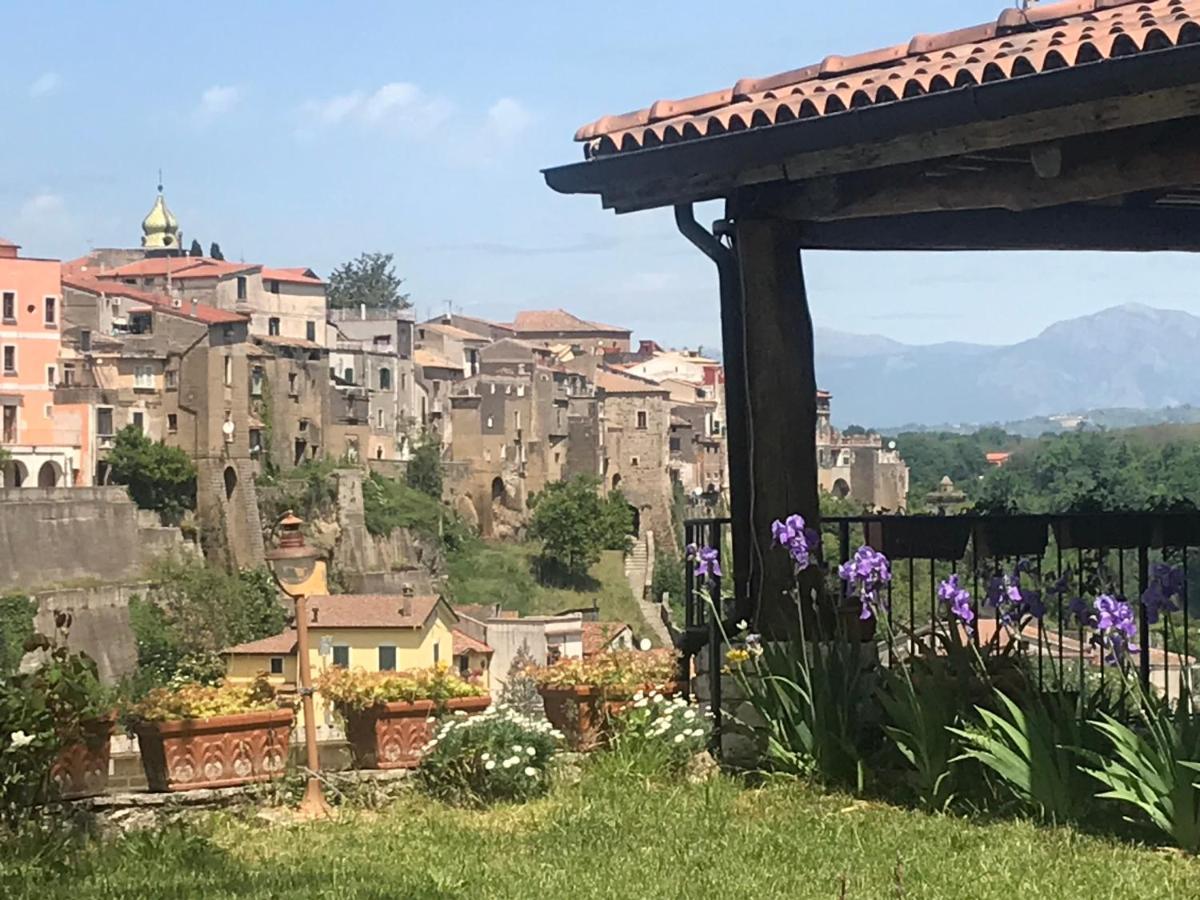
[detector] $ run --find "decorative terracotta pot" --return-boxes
[51,715,114,800]
[344,695,491,769]
[134,708,293,792]
[538,682,681,752]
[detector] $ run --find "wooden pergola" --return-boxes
[544,0,1200,635]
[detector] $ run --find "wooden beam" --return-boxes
[794,206,1200,252]
[763,124,1200,221]
[729,218,819,638]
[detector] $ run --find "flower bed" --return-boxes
[318,666,490,769]
[127,678,292,792]
[534,650,679,751]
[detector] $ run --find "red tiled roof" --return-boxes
[102,257,260,281]
[420,321,489,342]
[575,0,1200,158]
[596,366,669,396]
[452,629,493,656]
[985,451,1013,465]
[582,621,632,656]
[415,347,461,370]
[301,594,447,629]
[0,238,18,248]
[513,309,630,335]
[260,267,324,286]
[225,630,298,655]
[63,273,247,325]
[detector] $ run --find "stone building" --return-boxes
[510,309,631,356]
[248,336,329,471]
[816,391,910,512]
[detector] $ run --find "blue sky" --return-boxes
[3,0,1198,349]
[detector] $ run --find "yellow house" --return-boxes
[224,593,493,728]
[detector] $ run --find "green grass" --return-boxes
[8,769,1200,898]
[446,541,653,638]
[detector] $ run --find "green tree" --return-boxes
[106,426,196,522]
[209,242,224,260]
[406,430,444,499]
[328,252,410,311]
[528,476,614,581]
[598,489,634,551]
[0,593,35,675]
[188,239,203,257]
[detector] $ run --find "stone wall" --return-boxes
[33,583,146,682]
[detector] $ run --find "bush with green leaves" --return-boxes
[609,689,711,775]
[0,594,35,676]
[105,426,196,523]
[405,430,443,500]
[416,704,560,806]
[529,476,632,581]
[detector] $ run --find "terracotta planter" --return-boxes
[344,695,491,769]
[51,715,114,800]
[538,682,681,752]
[865,517,971,561]
[1052,514,1157,550]
[134,708,293,792]
[973,516,1049,559]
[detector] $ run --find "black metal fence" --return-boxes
[683,513,1200,749]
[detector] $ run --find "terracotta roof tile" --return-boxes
[260,267,324,286]
[575,0,1200,158]
[513,309,630,335]
[452,629,493,656]
[415,347,461,370]
[102,257,260,280]
[303,594,447,629]
[63,273,248,326]
[420,321,489,342]
[596,366,669,395]
[225,630,298,655]
[582,621,632,656]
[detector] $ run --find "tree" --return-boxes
[189,239,203,257]
[209,242,224,260]
[328,252,410,311]
[406,430,443,499]
[106,426,196,522]
[528,476,615,581]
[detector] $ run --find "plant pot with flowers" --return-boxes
[127,675,293,792]
[534,650,681,752]
[318,665,490,769]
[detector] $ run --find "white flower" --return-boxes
[525,746,536,756]
[673,733,685,744]
[684,709,696,721]
[8,731,33,748]
[652,694,665,705]
[524,766,538,777]
[632,690,644,702]
[503,756,519,768]
[633,698,648,708]
[512,744,524,753]
[480,752,490,761]
[736,619,748,632]
[485,760,496,770]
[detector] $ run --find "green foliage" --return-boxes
[608,689,711,777]
[405,430,443,499]
[327,252,410,311]
[651,546,684,615]
[188,239,202,257]
[106,426,196,522]
[362,471,460,549]
[529,476,629,581]
[209,242,224,260]
[129,559,285,688]
[894,429,1018,502]
[257,459,340,524]
[0,594,35,676]
[416,705,559,807]
[498,647,543,718]
[1081,686,1200,851]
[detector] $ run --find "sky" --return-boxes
[3,0,1199,350]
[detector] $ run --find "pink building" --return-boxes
[0,239,84,486]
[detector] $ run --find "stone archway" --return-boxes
[1,460,28,488]
[611,473,622,491]
[491,476,506,505]
[628,504,641,538]
[37,460,62,488]
[832,478,850,499]
[223,465,238,500]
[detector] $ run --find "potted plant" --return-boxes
[534,650,680,751]
[127,675,293,792]
[318,666,490,769]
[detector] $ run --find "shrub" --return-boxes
[0,594,35,676]
[609,689,711,775]
[106,426,196,522]
[533,650,678,693]
[126,675,279,722]
[317,666,485,715]
[529,476,629,581]
[417,705,560,806]
[499,647,543,717]
[405,430,443,500]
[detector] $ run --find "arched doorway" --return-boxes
[832,478,851,499]
[490,477,506,504]
[611,473,622,491]
[628,504,640,538]
[223,466,238,500]
[37,460,62,488]
[1,460,28,488]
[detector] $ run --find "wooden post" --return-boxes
[727,216,820,638]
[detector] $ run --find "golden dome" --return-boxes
[141,188,180,249]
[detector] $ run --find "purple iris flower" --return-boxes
[1142,562,1183,625]
[838,545,892,621]
[770,513,820,570]
[1093,593,1139,664]
[1067,595,1092,628]
[937,574,975,630]
[687,544,722,579]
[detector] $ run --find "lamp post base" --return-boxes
[295,777,333,820]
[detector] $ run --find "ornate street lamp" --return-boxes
[265,511,331,819]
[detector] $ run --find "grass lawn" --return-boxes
[7,767,1200,899]
[446,541,655,640]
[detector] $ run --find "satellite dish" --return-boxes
[638,638,652,652]
[221,420,235,436]
[888,440,897,450]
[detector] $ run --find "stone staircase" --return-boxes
[626,531,673,648]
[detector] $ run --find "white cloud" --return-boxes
[19,192,65,219]
[299,82,453,137]
[193,85,241,125]
[486,97,533,143]
[28,72,60,98]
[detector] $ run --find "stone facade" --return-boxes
[816,392,910,512]
[597,370,673,540]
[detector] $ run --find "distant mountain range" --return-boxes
[815,304,1200,429]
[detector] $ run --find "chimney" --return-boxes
[400,583,414,616]
[191,298,198,315]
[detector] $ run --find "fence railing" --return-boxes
[683,513,1200,754]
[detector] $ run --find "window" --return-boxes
[2,405,16,443]
[223,356,233,386]
[167,413,178,433]
[236,276,247,300]
[45,365,55,388]
[269,280,280,294]
[97,408,114,437]
[433,643,440,665]
[378,646,397,672]
[400,372,407,390]
[268,317,280,336]
[134,365,154,390]
[636,410,648,430]
[506,385,512,395]
[269,656,284,675]
[490,383,496,394]
[2,346,14,375]
[250,366,264,397]
[379,368,391,390]
[486,416,493,429]
[1,292,13,322]
[165,369,177,389]
[500,444,507,461]
[298,418,308,433]
[458,656,469,677]
[517,385,525,397]
[306,321,316,342]
[343,368,354,384]
[249,428,262,455]
[62,363,75,386]
[373,334,391,348]
[377,409,385,429]
[514,411,521,431]
[288,372,298,396]
[132,411,144,433]
[484,448,491,462]
[631,456,639,467]
[44,297,56,326]
[670,437,681,452]
[332,645,350,668]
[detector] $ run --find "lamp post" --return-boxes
[265,511,331,819]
